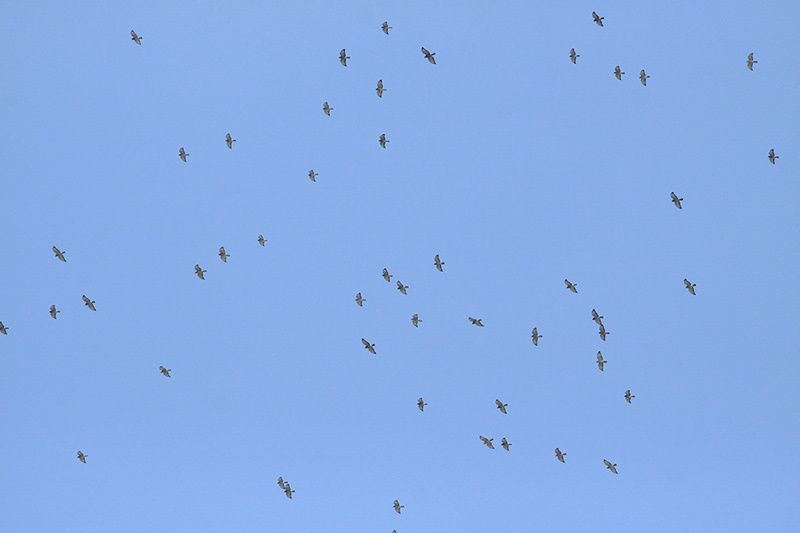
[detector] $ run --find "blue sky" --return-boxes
[1,1,798,531]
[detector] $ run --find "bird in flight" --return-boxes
[495,399,509,414]
[639,69,650,86]
[597,351,607,371]
[684,278,697,295]
[604,459,619,474]
[531,327,542,346]
[396,280,408,295]
[381,21,392,34]
[411,313,422,327]
[361,338,377,355]
[376,79,385,98]
[570,48,580,64]
[52,246,67,262]
[178,147,189,162]
[308,169,318,182]
[382,268,392,282]
[225,133,236,149]
[417,397,427,411]
[555,448,567,463]
[614,65,624,80]
[130,30,142,45]
[747,52,758,71]
[49,305,60,319]
[625,389,635,403]
[564,279,578,293]
[218,246,230,263]
[339,49,349,66]
[599,324,610,342]
[592,11,605,27]
[322,101,332,116]
[159,366,172,378]
[379,133,389,148]
[479,436,495,449]
[501,437,512,451]
[194,264,206,280]
[0,322,8,335]
[284,483,294,499]
[257,234,266,247]
[82,295,96,311]
[77,451,88,463]
[768,148,779,164]
[277,477,286,490]
[355,292,365,307]
[421,47,436,64]
[434,254,445,272]
[671,192,684,209]
[469,317,484,327]
[591,309,604,326]
[393,500,404,514]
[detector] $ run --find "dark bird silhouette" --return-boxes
[591,309,604,326]
[469,317,484,327]
[671,192,683,209]
[0,322,8,335]
[480,436,495,449]
[225,133,236,149]
[592,11,605,27]
[684,278,697,295]
[495,399,509,415]
[178,147,189,162]
[411,313,421,327]
[747,52,758,71]
[434,254,445,272]
[418,397,427,411]
[625,389,635,403]
[322,101,332,116]
[421,47,436,64]
[52,246,67,262]
[376,79,385,98]
[555,448,566,463]
[49,305,60,319]
[501,437,511,451]
[393,500,404,514]
[77,451,88,463]
[82,295,96,311]
[339,49,349,66]
[381,21,392,35]
[640,69,650,86]
[159,366,171,378]
[768,148,779,164]
[194,264,206,280]
[614,65,624,80]
[355,292,365,307]
[570,48,580,64]
[379,133,389,148]
[258,234,266,247]
[308,169,318,182]
[396,280,408,295]
[361,338,377,355]
[597,351,607,371]
[218,246,230,263]
[531,327,542,346]
[564,279,578,293]
[130,30,142,45]
[599,324,610,342]
[382,268,392,282]
[604,459,619,474]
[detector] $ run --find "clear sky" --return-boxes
[1,1,798,531]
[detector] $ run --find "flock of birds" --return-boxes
[1,11,783,529]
